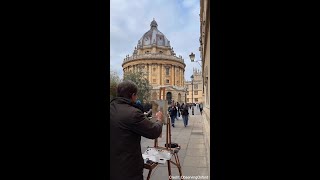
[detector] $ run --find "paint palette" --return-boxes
[142,147,172,164]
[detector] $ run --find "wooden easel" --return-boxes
[144,87,183,180]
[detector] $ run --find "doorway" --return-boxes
[166,92,172,105]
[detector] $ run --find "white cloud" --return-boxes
[110,0,201,80]
[181,0,199,8]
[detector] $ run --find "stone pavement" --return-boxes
[141,107,210,180]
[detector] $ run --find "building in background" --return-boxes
[122,19,186,104]
[199,0,210,175]
[185,68,203,104]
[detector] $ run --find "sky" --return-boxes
[110,0,201,81]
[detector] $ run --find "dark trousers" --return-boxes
[170,115,176,125]
[182,115,189,127]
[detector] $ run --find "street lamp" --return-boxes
[185,87,188,104]
[189,52,202,67]
[191,75,194,115]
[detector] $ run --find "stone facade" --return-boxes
[200,0,210,176]
[185,68,204,104]
[122,19,186,104]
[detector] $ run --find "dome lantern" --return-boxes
[150,18,158,28]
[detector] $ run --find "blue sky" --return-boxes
[110,0,201,81]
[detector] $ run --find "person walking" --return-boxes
[199,103,203,115]
[168,103,177,127]
[181,103,189,127]
[176,102,180,120]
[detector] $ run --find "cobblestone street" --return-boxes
[141,107,210,180]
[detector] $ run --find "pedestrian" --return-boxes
[168,103,177,127]
[181,103,189,127]
[176,102,180,120]
[191,103,194,115]
[199,103,203,115]
[110,80,164,180]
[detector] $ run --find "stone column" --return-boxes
[173,65,176,86]
[180,68,182,86]
[178,67,181,86]
[148,64,151,83]
[159,64,162,85]
[171,65,174,85]
[161,64,164,85]
[164,65,166,85]
[182,68,184,86]
[183,69,185,87]
[177,67,179,86]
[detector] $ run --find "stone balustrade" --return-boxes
[122,54,185,65]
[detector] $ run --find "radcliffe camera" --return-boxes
[110,0,210,179]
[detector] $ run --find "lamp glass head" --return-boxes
[189,52,195,62]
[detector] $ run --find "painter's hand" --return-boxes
[155,111,163,122]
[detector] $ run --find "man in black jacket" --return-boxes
[168,103,177,127]
[110,80,163,180]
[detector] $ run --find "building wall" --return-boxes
[150,88,185,104]
[200,0,210,175]
[123,59,186,104]
[184,68,203,104]
[123,59,185,87]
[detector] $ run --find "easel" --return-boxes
[144,87,183,180]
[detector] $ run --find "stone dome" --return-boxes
[137,19,171,48]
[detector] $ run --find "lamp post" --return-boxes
[185,87,187,104]
[189,52,202,67]
[191,75,194,115]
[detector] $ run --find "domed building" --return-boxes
[122,19,186,104]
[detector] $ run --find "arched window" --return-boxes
[166,92,172,105]
[166,67,170,75]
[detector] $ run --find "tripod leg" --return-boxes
[154,138,158,147]
[174,154,183,179]
[166,118,171,149]
[147,169,152,180]
[167,160,172,180]
[174,153,181,168]
[174,154,179,167]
